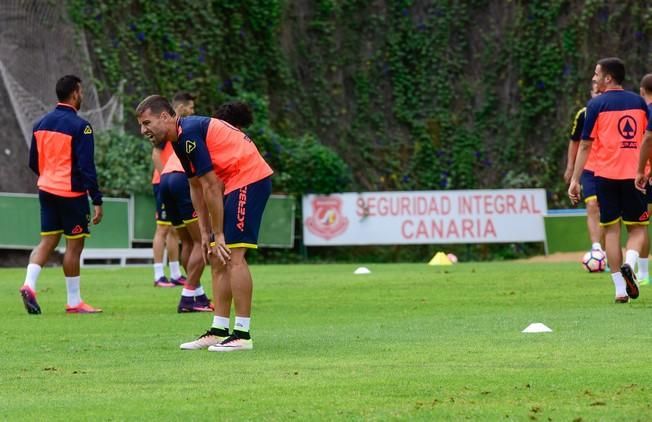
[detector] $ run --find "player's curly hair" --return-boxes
[213,101,253,129]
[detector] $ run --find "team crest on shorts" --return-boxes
[305,197,349,240]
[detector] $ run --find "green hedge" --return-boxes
[94,131,152,197]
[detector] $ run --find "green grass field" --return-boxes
[2,261,652,420]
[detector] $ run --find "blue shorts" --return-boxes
[223,177,272,248]
[159,172,197,227]
[580,170,598,203]
[39,190,90,239]
[152,183,170,225]
[595,177,649,226]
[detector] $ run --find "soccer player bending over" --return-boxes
[157,147,213,313]
[569,57,648,304]
[149,92,196,287]
[136,95,272,351]
[212,101,253,129]
[20,75,103,314]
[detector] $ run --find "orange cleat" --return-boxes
[65,302,103,314]
[20,286,41,315]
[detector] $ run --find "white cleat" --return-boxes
[207,335,253,352]
[180,330,227,350]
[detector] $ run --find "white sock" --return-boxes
[212,316,230,330]
[234,316,251,332]
[612,272,627,297]
[181,288,195,297]
[591,242,602,251]
[169,261,182,279]
[24,263,41,290]
[65,276,82,307]
[153,263,165,279]
[611,271,627,297]
[194,286,205,296]
[638,257,649,278]
[625,249,639,269]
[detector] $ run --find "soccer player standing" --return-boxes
[634,73,652,285]
[569,58,648,303]
[136,95,273,351]
[20,75,103,314]
[564,81,603,253]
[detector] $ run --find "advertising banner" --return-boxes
[302,189,547,246]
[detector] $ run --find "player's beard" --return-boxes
[155,129,168,145]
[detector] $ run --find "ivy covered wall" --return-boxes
[69,0,652,206]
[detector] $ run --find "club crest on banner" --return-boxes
[305,196,349,240]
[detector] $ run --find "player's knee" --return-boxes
[229,249,248,267]
[210,259,228,274]
[65,239,84,256]
[586,200,599,214]
[155,225,170,236]
[34,236,58,257]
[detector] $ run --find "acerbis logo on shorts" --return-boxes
[640,211,650,221]
[236,186,247,232]
[185,140,196,154]
[71,225,83,234]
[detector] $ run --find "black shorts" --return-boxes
[223,177,272,248]
[580,170,598,202]
[39,190,90,238]
[595,177,649,226]
[152,183,170,225]
[159,172,197,228]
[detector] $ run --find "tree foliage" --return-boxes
[70,0,652,207]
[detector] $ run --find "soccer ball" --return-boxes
[447,253,458,264]
[582,250,606,272]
